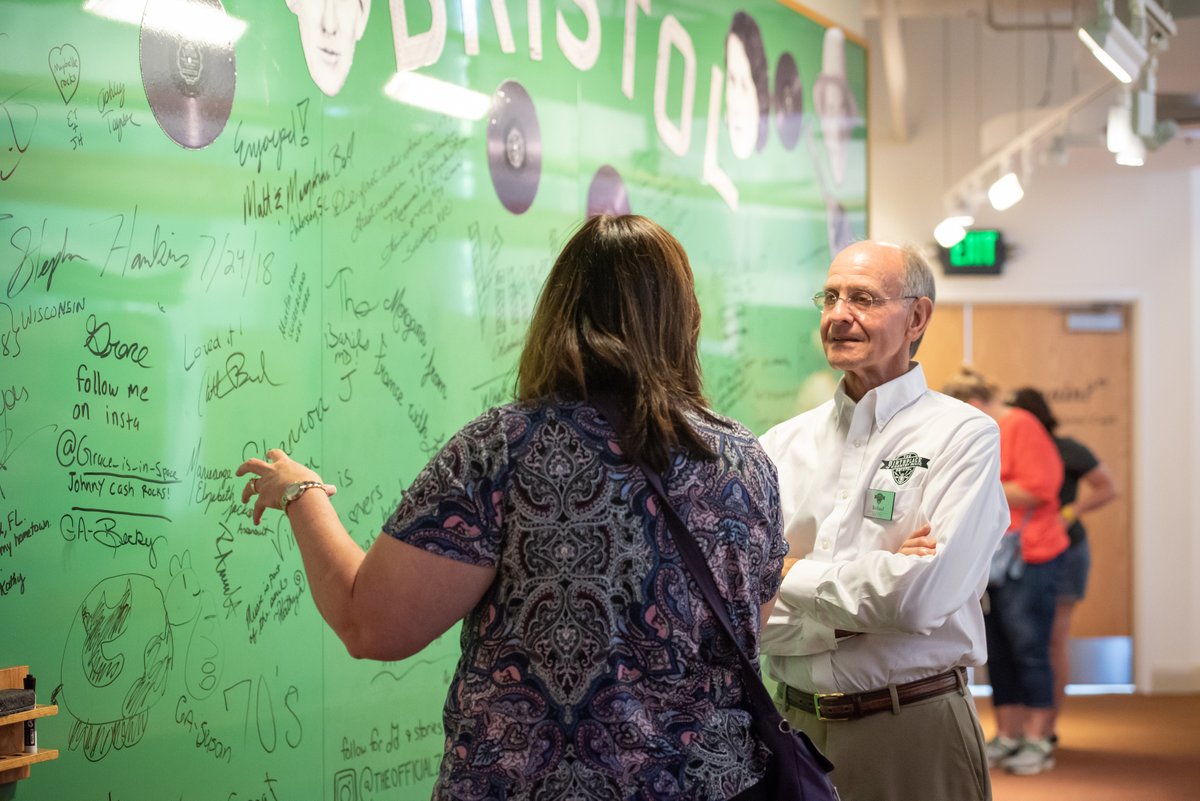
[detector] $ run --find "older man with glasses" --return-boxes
[758,240,1009,801]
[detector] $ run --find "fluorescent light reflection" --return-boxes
[969,684,1136,697]
[84,0,247,46]
[384,72,490,121]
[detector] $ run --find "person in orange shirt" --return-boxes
[944,367,1068,776]
[1008,387,1118,748]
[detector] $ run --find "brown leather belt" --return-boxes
[784,667,964,721]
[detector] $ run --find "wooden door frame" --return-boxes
[918,301,1135,682]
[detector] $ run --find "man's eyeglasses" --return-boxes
[812,290,919,313]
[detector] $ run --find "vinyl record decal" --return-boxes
[774,52,803,151]
[586,165,631,218]
[487,80,542,215]
[140,0,236,149]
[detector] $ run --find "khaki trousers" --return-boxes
[776,675,991,801]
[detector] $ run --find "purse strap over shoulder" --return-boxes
[587,397,811,743]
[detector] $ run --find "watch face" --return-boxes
[282,481,320,507]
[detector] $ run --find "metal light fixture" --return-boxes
[1078,1,1148,84]
[934,0,1177,245]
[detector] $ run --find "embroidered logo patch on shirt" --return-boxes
[879,452,931,485]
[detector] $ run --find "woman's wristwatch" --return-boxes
[281,481,326,513]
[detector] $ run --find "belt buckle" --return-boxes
[812,691,844,721]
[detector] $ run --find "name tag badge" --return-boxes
[865,488,895,521]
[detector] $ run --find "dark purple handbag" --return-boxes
[592,398,839,801]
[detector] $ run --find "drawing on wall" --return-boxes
[0,92,36,180]
[139,0,237,148]
[56,575,173,761]
[724,10,770,159]
[52,553,228,763]
[285,0,370,97]
[486,79,542,215]
[48,43,81,105]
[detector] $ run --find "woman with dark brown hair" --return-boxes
[236,214,787,800]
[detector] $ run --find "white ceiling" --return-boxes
[864,0,1200,93]
[863,0,1200,20]
[863,0,1200,153]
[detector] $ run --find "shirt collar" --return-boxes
[833,362,929,431]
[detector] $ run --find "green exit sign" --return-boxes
[939,230,1006,275]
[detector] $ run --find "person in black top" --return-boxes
[1008,387,1118,748]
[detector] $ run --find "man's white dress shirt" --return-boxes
[759,364,1008,694]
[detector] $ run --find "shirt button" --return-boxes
[840,490,848,499]
[820,538,831,550]
[853,440,861,448]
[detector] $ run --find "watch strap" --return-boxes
[281,481,326,513]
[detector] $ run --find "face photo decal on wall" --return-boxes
[773,51,803,152]
[286,0,370,97]
[487,80,542,215]
[586,165,631,218]
[813,26,860,187]
[724,10,770,160]
[139,0,236,149]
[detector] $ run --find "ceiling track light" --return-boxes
[934,215,975,248]
[1078,0,1177,88]
[936,80,1119,245]
[987,172,1025,211]
[1078,0,1149,84]
[1106,87,1135,153]
[1116,134,1146,166]
[934,1,1178,245]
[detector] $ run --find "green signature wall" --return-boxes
[0,0,866,798]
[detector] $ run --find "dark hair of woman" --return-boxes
[1008,386,1059,434]
[516,214,716,471]
[727,10,771,152]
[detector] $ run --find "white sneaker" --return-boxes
[1003,738,1056,775]
[985,736,1021,768]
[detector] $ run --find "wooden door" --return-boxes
[919,303,1133,639]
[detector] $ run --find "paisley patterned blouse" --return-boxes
[383,400,786,801]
